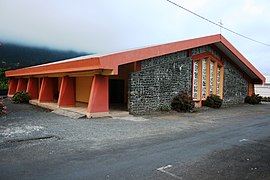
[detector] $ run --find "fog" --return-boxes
[0,0,269,74]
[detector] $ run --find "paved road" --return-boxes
[0,101,270,179]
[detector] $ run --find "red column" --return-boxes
[248,82,254,96]
[26,78,39,99]
[39,77,54,102]
[87,75,109,114]
[8,78,18,96]
[16,78,28,92]
[58,76,75,107]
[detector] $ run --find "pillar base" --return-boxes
[86,112,110,118]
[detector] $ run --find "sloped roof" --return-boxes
[6,34,265,84]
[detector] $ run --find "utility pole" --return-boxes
[218,19,223,35]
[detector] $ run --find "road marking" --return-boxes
[157,165,182,179]
[239,138,249,142]
[239,139,270,147]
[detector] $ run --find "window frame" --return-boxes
[192,52,224,105]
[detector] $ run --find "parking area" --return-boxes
[1,98,270,151]
[1,98,270,179]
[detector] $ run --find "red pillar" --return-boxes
[8,78,18,96]
[58,76,75,107]
[16,78,28,92]
[39,77,54,102]
[248,82,254,96]
[87,75,109,115]
[26,78,39,99]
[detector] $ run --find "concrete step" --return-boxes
[52,108,86,119]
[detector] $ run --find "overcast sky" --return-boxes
[0,0,269,75]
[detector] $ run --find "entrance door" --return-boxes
[109,79,125,105]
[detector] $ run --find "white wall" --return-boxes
[255,84,270,97]
[255,75,270,97]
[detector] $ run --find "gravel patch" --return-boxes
[0,99,270,156]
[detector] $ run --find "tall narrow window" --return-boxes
[217,66,221,96]
[209,61,214,94]
[201,59,207,99]
[193,61,199,99]
[192,56,224,106]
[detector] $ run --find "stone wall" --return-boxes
[128,51,192,114]
[192,45,221,60]
[128,46,249,114]
[223,60,248,105]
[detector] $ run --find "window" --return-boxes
[192,56,223,104]
[193,61,199,99]
[202,59,207,99]
[217,65,221,95]
[209,61,214,94]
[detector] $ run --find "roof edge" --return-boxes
[5,57,102,77]
[5,34,265,84]
[220,35,265,84]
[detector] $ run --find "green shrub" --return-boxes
[261,96,270,102]
[0,81,8,90]
[159,104,171,112]
[203,94,223,108]
[12,91,30,103]
[171,91,194,112]
[245,94,262,104]
[0,68,8,90]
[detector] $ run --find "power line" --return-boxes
[166,0,270,47]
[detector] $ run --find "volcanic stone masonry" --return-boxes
[223,59,248,105]
[128,45,249,114]
[128,51,192,114]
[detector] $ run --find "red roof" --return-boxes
[6,34,265,84]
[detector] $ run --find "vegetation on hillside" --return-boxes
[0,42,90,91]
[0,42,88,69]
[0,68,8,89]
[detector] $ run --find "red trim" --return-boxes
[187,49,192,57]
[5,34,265,84]
[136,61,141,71]
[193,52,213,61]
[220,36,265,83]
[192,52,223,66]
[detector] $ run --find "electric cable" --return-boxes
[166,0,270,46]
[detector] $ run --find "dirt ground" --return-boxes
[1,98,270,179]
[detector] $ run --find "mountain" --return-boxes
[0,42,90,70]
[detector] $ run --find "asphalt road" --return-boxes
[0,101,270,179]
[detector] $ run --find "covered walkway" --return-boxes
[29,100,128,118]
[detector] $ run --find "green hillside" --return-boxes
[0,42,90,91]
[0,42,88,69]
